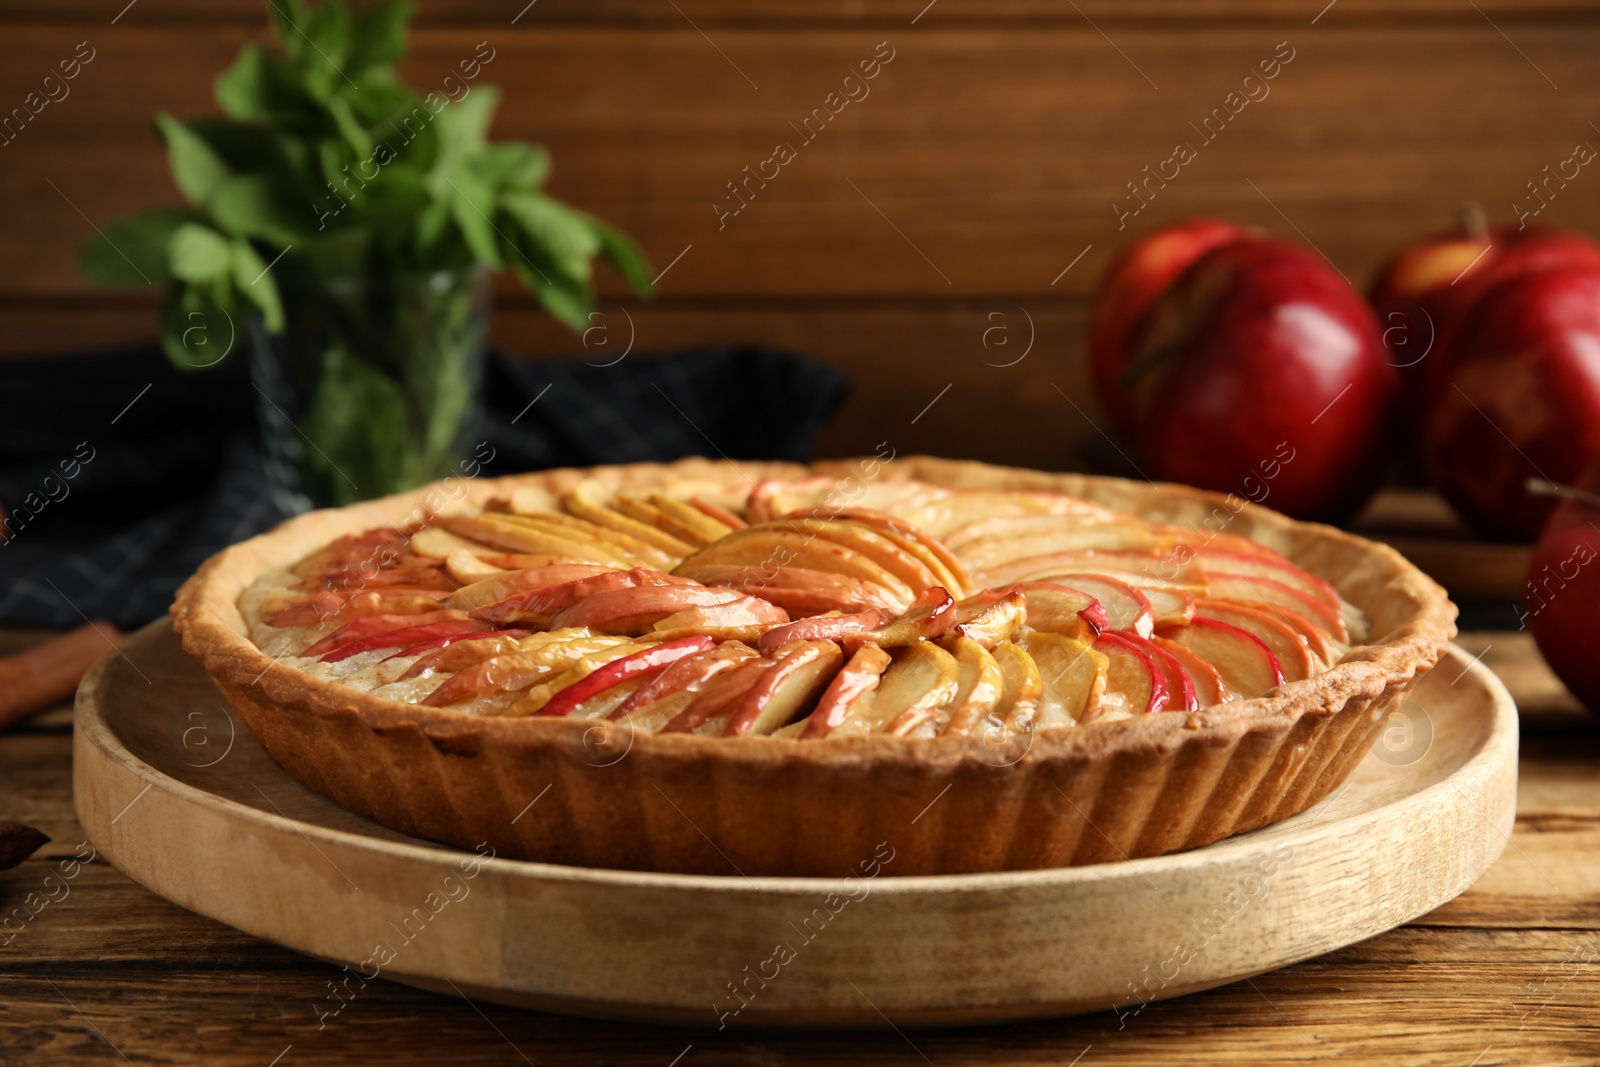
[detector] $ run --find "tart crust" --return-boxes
[172,456,1456,877]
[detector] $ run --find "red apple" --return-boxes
[1124,239,1398,522]
[1370,222,1600,407]
[1088,218,1251,431]
[1421,267,1600,540]
[1523,474,1600,712]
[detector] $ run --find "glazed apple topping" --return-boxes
[242,478,1363,738]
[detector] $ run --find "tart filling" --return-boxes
[240,477,1368,740]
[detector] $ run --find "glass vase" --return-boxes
[249,265,490,513]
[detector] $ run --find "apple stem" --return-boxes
[1460,202,1490,244]
[1526,477,1600,510]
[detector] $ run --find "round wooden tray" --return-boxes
[75,621,1517,1030]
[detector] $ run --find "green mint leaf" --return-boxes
[208,173,315,244]
[167,222,234,283]
[348,1,410,76]
[500,190,599,286]
[433,85,498,161]
[80,207,196,288]
[154,113,230,205]
[441,165,502,267]
[586,215,654,298]
[468,141,548,192]
[230,238,286,331]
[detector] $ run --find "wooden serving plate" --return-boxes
[75,621,1518,1030]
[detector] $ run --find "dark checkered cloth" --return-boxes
[0,343,848,628]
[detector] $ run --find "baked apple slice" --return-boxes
[528,636,716,718]
[1025,632,1108,729]
[1082,632,1168,721]
[501,511,680,570]
[690,496,747,530]
[400,632,537,679]
[565,479,698,558]
[1193,548,1342,612]
[410,525,504,561]
[265,588,453,627]
[446,563,617,613]
[610,643,758,721]
[984,640,1043,732]
[471,568,681,626]
[1152,637,1229,706]
[300,609,470,657]
[955,522,1172,573]
[1203,597,1336,665]
[658,656,776,734]
[646,596,791,643]
[797,644,894,739]
[950,587,1027,648]
[550,584,753,635]
[746,477,929,523]
[1135,633,1198,712]
[1204,575,1347,642]
[924,636,1004,737]
[675,526,916,605]
[1193,600,1318,681]
[977,549,1206,590]
[1037,575,1153,637]
[1159,619,1284,699]
[423,633,637,706]
[804,508,971,596]
[843,586,957,650]
[442,515,640,569]
[318,619,491,663]
[832,641,961,736]
[1015,582,1107,639]
[723,641,845,736]
[892,488,1108,539]
[681,564,906,616]
[757,609,889,655]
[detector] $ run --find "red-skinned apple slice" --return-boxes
[1136,633,1198,711]
[318,620,490,663]
[1026,632,1108,728]
[1036,575,1152,637]
[1193,600,1317,681]
[844,586,957,650]
[1084,632,1168,720]
[977,549,1206,589]
[549,584,749,635]
[266,589,452,628]
[798,644,894,739]
[646,595,790,644]
[1203,574,1347,642]
[1160,618,1284,699]
[610,643,757,720]
[1194,549,1341,612]
[1015,582,1107,639]
[950,587,1028,648]
[757,609,888,656]
[783,507,971,597]
[723,641,845,736]
[834,642,961,736]
[915,636,1002,737]
[300,610,470,658]
[473,568,691,627]
[659,656,774,734]
[446,563,618,613]
[400,633,534,679]
[1152,637,1229,706]
[690,496,747,530]
[1203,597,1335,665]
[423,634,634,706]
[386,628,532,660]
[529,636,715,718]
[674,564,906,616]
[983,640,1043,732]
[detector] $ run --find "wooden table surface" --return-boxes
[3,629,1597,1066]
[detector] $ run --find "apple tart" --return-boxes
[174,457,1455,876]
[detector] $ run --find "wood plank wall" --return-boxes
[4,0,1600,464]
